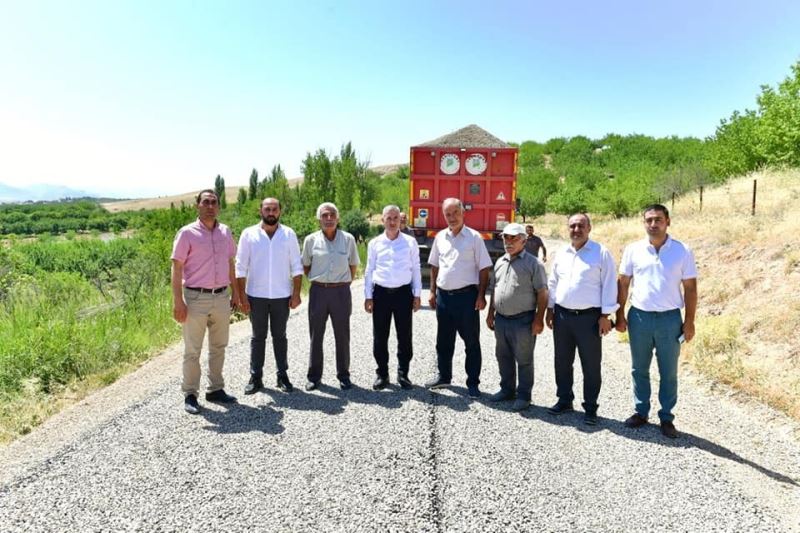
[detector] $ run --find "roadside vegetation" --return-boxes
[0,60,797,443]
[579,169,800,420]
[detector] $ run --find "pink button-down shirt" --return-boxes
[171,219,236,289]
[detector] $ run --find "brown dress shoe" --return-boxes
[624,413,648,428]
[660,421,678,438]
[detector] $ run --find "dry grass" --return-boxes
[531,169,800,419]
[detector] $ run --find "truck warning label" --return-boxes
[496,191,506,201]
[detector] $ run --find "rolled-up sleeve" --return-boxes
[475,234,492,270]
[428,234,440,267]
[348,235,360,266]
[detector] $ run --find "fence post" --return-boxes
[699,186,703,212]
[752,179,757,216]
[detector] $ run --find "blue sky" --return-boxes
[1,0,798,197]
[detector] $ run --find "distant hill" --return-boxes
[101,166,402,212]
[0,182,91,203]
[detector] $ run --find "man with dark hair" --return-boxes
[616,204,698,438]
[236,197,303,395]
[399,212,413,236]
[546,213,617,425]
[525,224,547,263]
[171,189,241,414]
[425,198,493,398]
[302,202,360,391]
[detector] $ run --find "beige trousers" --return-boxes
[181,289,231,397]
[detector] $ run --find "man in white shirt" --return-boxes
[364,205,422,390]
[616,204,697,438]
[425,198,493,398]
[235,198,303,395]
[546,213,618,425]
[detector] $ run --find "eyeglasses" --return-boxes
[200,199,218,206]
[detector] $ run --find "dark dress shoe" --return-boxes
[244,377,263,395]
[467,385,481,398]
[424,376,451,389]
[339,378,353,390]
[489,390,515,402]
[547,402,574,415]
[372,376,389,390]
[584,411,598,426]
[397,373,413,390]
[276,374,294,393]
[205,389,237,403]
[305,380,319,391]
[660,420,678,438]
[184,394,200,414]
[624,413,649,428]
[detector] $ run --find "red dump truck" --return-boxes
[407,124,518,266]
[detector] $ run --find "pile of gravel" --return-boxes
[417,124,510,149]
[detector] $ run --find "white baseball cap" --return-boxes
[501,223,526,236]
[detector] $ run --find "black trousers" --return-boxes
[552,305,602,413]
[372,284,413,378]
[436,287,481,387]
[248,296,290,379]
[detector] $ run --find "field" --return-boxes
[538,169,800,419]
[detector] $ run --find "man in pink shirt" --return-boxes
[171,189,241,414]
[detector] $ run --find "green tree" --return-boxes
[214,175,227,209]
[248,168,258,201]
[756,61,800,167]
[237,187,248,207]
[340,209,369,242]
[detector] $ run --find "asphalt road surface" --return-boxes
[1,249,799,531]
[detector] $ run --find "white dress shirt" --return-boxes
[428,225,493,291]
[235,223,303,298]
[547,239,619,314]
[619,236,697,312]
[364,231,422,298]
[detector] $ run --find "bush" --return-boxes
[340,210,369,242]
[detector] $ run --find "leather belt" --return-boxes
[438,285,477,295]
[555,304,600,315]
[185,286,228,294]
[496,310,534,320]
[375,284,410,294]
[312,281,351,288]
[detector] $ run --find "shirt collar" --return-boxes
[502,250,527,263]
[193,218,219,232]
[568,239,594,254]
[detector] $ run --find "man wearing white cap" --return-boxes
[486,223,548,411]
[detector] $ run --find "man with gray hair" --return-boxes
[302,202,360,390]
[364,205,422,390]
[425,198,492,398]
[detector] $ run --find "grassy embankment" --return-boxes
[537,169,800,419]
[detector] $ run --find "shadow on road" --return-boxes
[504,403,800,487]
[200,402,285,435]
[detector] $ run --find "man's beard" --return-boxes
[262,215,279,225]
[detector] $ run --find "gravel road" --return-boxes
[1,241,799,532]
